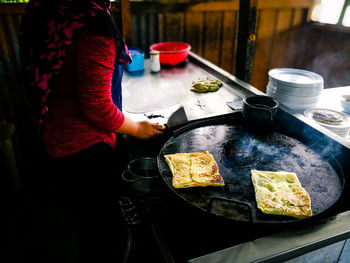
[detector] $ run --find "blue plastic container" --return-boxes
[124,48,144,72]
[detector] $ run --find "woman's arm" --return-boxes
[114,118,165,139]
[76,32,165,139]
[76,32,125,131]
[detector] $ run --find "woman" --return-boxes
[19,0,165,261]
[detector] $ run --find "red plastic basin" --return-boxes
[150,42,191,66]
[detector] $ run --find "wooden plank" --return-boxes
[131,13,159,52]
[120,0,132,44]
[285,9,307,69]
[202,11,222,65]
[146,13,159,50]
[188,0,239,12]
[158,13,165,42]
[257,0,314,9]
[219,10,238,74]
[163,13,185,41]
[130,14,139,47]
[131,2,187,15]
[131,13,156,51]
[130,1,238,14]
[129,0,313,14]
[269,9,294,69]
[275,9,294,38]
[133,13,160,54]
[251,9,277,91]
[293,8,306,26]
[137,14,147,50]
[185,12,204,56]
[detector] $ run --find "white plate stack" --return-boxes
[305,108,350,138]
[266,68,324,110]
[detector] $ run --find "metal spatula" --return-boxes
[165,105,188,130]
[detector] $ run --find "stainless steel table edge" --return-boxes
[188,210,350,263]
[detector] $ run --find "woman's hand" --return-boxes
[134,121,166,139]
[114,118,166,139]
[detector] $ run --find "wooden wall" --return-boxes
[124,0,240,75]
[252,0,311,90]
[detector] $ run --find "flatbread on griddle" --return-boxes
[164,151,224,189]
[164,153,200,188]
[251,170,312,219]
[190,152,224,186]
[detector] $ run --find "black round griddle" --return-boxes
[157,116,345,224]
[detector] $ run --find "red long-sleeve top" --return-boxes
[42,32,125,157]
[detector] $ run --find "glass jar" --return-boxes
[150,50,160,73]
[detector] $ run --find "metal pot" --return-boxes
[122,157,161,193]
[242,95,279,126]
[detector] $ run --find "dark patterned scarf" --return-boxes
[19,0,131,128]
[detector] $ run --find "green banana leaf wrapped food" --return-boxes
[191,77,222,93]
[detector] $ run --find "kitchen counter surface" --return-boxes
[121,53,350,262]
[122,53,262,126]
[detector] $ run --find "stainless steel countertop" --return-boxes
[122,53,259,125]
